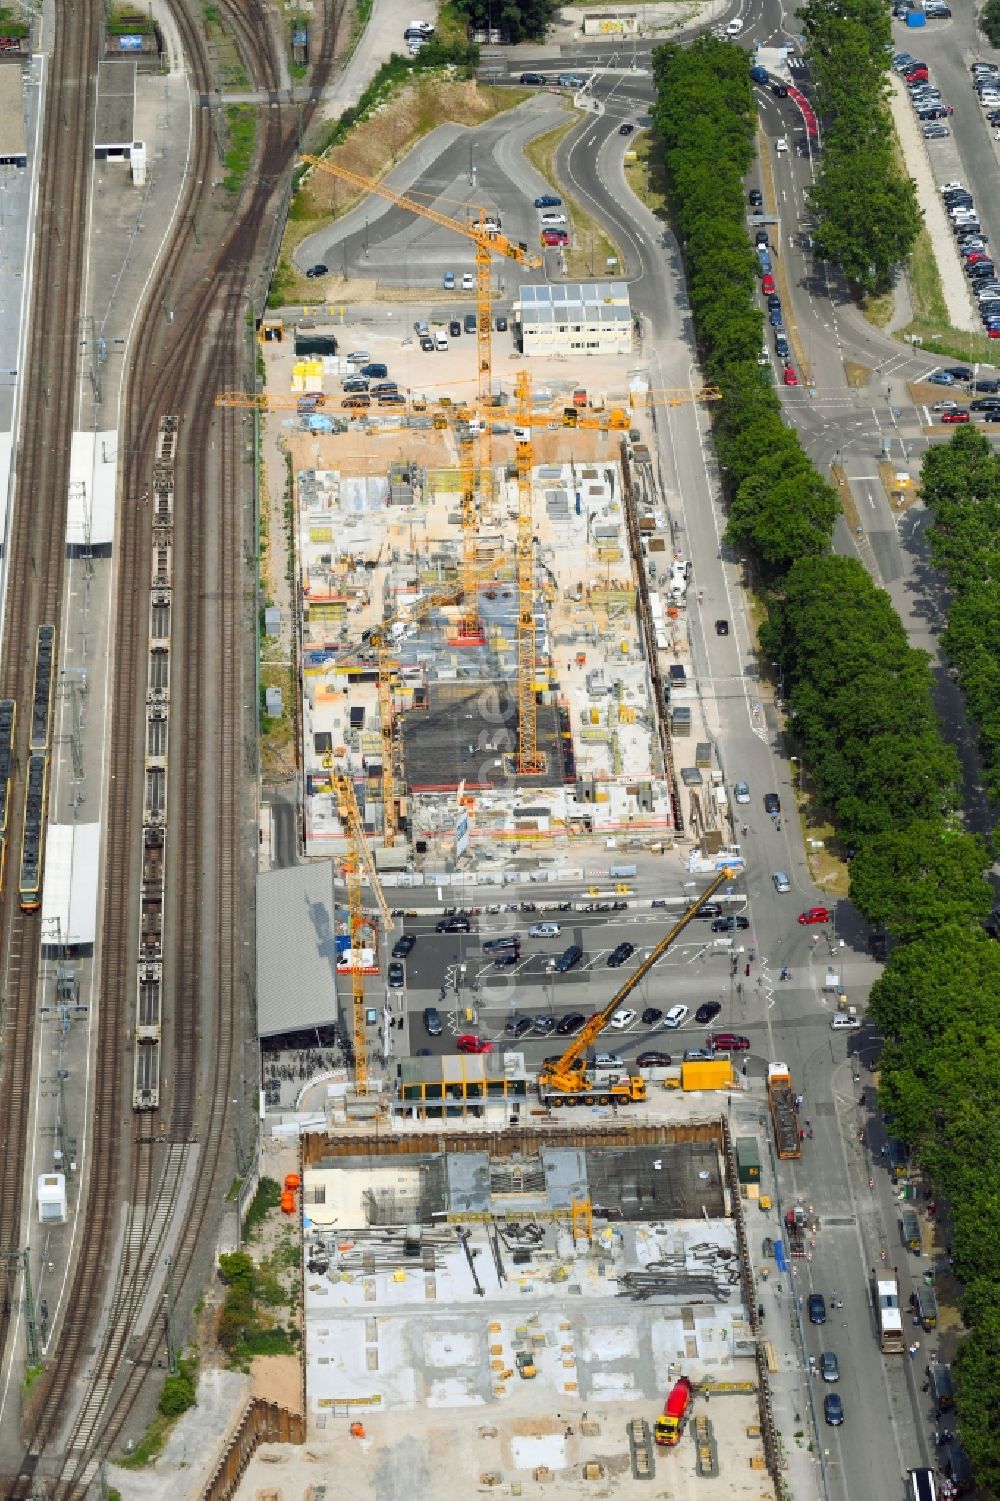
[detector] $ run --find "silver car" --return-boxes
[528,922,560,938]
[734,780,751,804]
[820,1351,840,1382]
[773,870,791,893]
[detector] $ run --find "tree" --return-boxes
[218,1251,255,1291]
[981,0,1000,46]
[450,0,556,42]
[849,823,992,938]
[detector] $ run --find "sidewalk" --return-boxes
[887,75,977,333]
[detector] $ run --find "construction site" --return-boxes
[246,161,730,883]
[275,1122,775,1501]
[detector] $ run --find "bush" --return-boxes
[981,0,1000,46]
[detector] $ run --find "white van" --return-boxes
[435,329,449,350]
[830,1014,861,1030]
[726,16,744,34]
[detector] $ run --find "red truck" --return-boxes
[654,1377,693,1446]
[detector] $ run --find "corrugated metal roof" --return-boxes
[256,861,342,1037]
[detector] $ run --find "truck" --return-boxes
[784,1205,807,1258]
[654,1377,693,1446]
[871,1268,905,1353]
[767,1063,801,1159]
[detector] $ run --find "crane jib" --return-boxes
[541,866,736,1092]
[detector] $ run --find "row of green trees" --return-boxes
[652,39,999,1490]
[651,39,840,582]
[800,0,922,295]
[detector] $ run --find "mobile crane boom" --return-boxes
[539,867,737,1099]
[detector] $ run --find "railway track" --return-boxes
[0,0,100,1388]
[6,1,344,1491]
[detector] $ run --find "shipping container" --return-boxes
[736,1136,761,1184]
[681,1057,733,1091]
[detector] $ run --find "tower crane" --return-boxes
[537,867,737,1108]
[333,772,394,1096]
[300,154,542,635]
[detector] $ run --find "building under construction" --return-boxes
[294,1119,778,1497]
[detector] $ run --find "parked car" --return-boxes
[386,958,404,988]
[734,780,751,803]
[798,906,831,925]
[493,951,519,968]
[392,933,416,958]
[464,313,477,334]
[456,1034,492,1053]
[941,409,971,422]
[436,916,470,932]
[784,364,798,386]
[419,335,435,351]
[809,1293,828,1324]
[555,944,583,972]
[448,319,461,338]
[775,333,790,358]
[495,314,508,332]
[641,1007,663,1025]
[305,263,329,278]
[695,1000,722,1024]
[610,1007,637,1029]
[710,1032,751,1051]
[761,273,776,294]
[534,194,562,208]
[637,1051,672,1067]
[542,229,569,246]
[531,1015,556,1036]
[824,1394,844,1427]
[663,1004,690,1029]
[608,942,635,967]
[763,792,780,814]
[443,270,455,289]
[423,1006,443,1036]
[711,914,750,933]
[506,1015,532,1038]
[555,1011,586,1035]
[748,188,763,207]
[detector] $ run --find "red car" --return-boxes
[940,408,970,422]
[761,273,776,294]
[904,66,928,81]
[798,906,831,925]
[456,1034,493,1054]
[541,229,569,246]
[783,365,798,386]
[990,327,1000,338]
[709,1032,751,1052]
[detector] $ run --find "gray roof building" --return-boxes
[94,60,136,160]
[256,861,342,1038]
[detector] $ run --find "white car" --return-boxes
[540,211,567,226]
[775,136,789,153]
[409,18,434,32]
[461,272,475,290]
[528,922,560,938]
[664,1004,690,1029]
[734,780,751,804]
[726,16,744,34]
[610,1007,637,1030]
[434,330,448,350]
[830,1014,862,1030]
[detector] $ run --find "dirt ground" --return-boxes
[252,1354,303,1412]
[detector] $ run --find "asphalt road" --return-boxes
[477,21,951,1497]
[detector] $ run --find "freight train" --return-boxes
[18,625,56,910]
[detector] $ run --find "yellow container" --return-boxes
[681,1058,734,1091]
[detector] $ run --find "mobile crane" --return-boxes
[537,867,736,1108]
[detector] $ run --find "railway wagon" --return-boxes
[0,698,15,835]
[29,624,56,753]
[18,751,48,911]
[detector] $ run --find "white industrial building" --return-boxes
[516,282,632,357]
